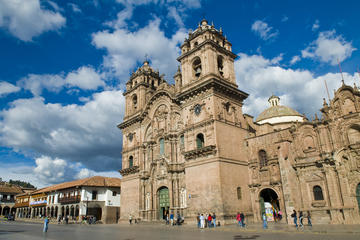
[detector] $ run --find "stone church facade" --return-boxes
[118,19,360,224]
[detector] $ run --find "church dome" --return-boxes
[256,95,304,124]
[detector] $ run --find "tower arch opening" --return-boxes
[259,188,280,222]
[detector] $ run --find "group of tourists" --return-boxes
[291,210,312,228]
[236,212,246,228]
[197,213,217,229]
[166,212,184,225]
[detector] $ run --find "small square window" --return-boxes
[112,191,117,196]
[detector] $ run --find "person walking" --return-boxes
[166,213,169,225]
[262,213,268,229]
[307,211,312,227]
[240,212,245,228]
[212,213,216,228]
[170,212,174,226]
[196,213,200,228]
[207,214,213,228]
[299,211,304,228]
[236,212,241,227]
[43,217,49,233]
[291,210,298,228]
[129,214,132,224]
[200,214,205,229]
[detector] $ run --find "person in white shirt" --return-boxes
[200,214,205,229]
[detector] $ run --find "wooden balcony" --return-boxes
[58,195,81,204]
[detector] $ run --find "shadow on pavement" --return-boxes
[233,235,260,240]
[0,230,25,234]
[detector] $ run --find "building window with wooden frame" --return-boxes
[259,150,268,167]
[313,185,324,200]
[92,191,97,200]
[237,187,242,200]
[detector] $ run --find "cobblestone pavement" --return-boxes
[0,220,360,240]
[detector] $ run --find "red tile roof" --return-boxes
[32,176,121,194]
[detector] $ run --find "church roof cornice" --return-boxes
[176,77,248,102]
[177,39,237,62]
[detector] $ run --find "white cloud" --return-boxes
[66,66,105,90]
[301,30,356,65]
[92,18,186,81]
[251,20,279,41]
[33,156,72,184]
[281,15,289,22]
[290,55,301,65]
[18,66,105,96]
[0,90,125,172]
[0,0,66,41]
[110,0,200,29]
[68,3,82,13]
[0,81,20,97]
[312,19,320,31]
[235,53,357,119]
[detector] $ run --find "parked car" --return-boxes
[7,214,15,221]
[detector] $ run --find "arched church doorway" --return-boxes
[157,187,170,220]
[356,183,360,213]
[259,188,280,222]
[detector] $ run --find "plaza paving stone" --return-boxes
[0,220,360,240]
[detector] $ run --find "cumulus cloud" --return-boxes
[110,0,200,29]
[0,0,66,41]
[235,53,357,119]
[312,19,320,31]
[33,156,74,184]
[0,81,21,97]
[18,66,104,96]
[251,20,279,41]
[301,30,356,65]
[0,90,125,172]
[290,55,301,65]
[92,18,186,81]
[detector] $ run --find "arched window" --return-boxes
[259,150,268,167]
[196,133,204,149]
[313,185,324,200]
[180,135,184,148]
[159,138,165,155]
[132,94,138,109]
[237,187,242,200]
[192,57,202,78]
[129,156,133,168]
[217,55,224,76]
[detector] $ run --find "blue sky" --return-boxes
[0,0,359,187]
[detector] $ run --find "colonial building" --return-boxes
[118,19,360,224]
[0,182,24,216]
[15,176,121,224]
[14,192,31,218]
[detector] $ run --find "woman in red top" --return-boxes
[207,214,213,228]
[236,212,241,226]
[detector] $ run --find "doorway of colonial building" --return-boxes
[88,204,102,220]
[356,183,360,213]
[259,188,280,221]
[157,187,170,220]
